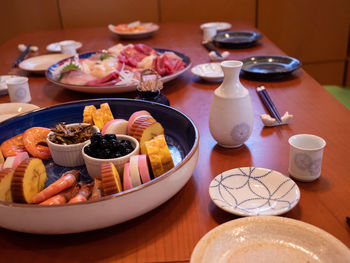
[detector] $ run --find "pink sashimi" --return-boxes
[60,70,96,85]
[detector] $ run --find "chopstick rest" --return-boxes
[209,50,229,61]
[256,85,293,127]
[260,112,293,127]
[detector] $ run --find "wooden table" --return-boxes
[0,21,349,262]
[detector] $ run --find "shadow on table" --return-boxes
[0,179,197,262]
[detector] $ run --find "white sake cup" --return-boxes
[202,25,217,42]
[6,76,31,103]
[288,134,326,182]
[60,40,77,55]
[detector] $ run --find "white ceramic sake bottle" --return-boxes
[209,60,254,148]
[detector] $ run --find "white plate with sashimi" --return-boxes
[0,99,199,234]
[46,43,191,94]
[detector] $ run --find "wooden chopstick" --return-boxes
[256,85,282,123]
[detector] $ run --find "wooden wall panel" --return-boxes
[303,61,346,86]
[59,0,159,28]
[0,0,61,45]
[257,0,350,62]
[159,0,256,25]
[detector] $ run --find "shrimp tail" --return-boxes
[90,178,103,200]
[68,184,93,203]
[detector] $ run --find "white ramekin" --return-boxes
[82,134,140,178]
[47,123,99,167]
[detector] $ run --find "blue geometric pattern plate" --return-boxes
[209,167,300,216]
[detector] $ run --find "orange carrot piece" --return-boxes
[90,178,103,200]
[39,185,79,205]
[32,170,79,204]
[68,184,92,203]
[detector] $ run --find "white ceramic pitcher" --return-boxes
[209,60,254,148]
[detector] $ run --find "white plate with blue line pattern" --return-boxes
[209,167,300,216]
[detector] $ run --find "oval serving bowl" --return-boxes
[46,49,191,94]
[0,99,199,234]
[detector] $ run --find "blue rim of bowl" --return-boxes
[0,98,200,207]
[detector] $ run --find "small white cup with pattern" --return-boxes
[288,134,326,182]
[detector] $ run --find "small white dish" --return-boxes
[200,22,232,32]
[47,123,99,167]
[0,103,39,122]
[19,54,71,73]
[191,216,350,263]
[209,167,300,216]
[191,63,224,82]
[46,40,82,53]
[108,23,159,39]
[82,134,140,178]
[0,75,16,95]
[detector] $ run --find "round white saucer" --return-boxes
[191,63,224,82]
[46,40,82,53]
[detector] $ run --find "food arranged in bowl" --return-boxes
[0,99,199,234]
[108,21,159,39]
[46,43,191,94]
[0,102,178,206]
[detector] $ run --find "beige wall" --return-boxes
[1,0,349,86]
[257,0,350,86]
[0,0,61,45]
[59,0,159,28]
[159,0,256,25]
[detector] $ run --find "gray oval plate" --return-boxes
[214,31,262,48]
[240,55,301,80]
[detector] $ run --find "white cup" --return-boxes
[288,134,326,182]
[6,76,31,103]
[202,25,217,42]
[60,40,77,55]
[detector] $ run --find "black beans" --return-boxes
[85,133,134,159]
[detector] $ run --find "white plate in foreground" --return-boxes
[19,54,71,73]
[191,63,223,82]
[0,103,39,122]
[46,40,82,52]
[200,22,232,31]
[191,216,350,263]
[209,167,300,216]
